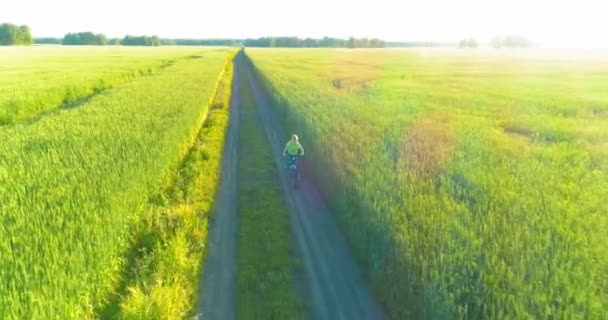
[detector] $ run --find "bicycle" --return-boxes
[285,154,300,189]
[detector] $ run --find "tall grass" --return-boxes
[246,48,608,319]
[0,49,228,319]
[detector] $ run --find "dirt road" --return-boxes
[244,61,385,320]
[196,63,240,320]
[197,58,384,319]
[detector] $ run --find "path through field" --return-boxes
[197,63,240,319]
[198,57,384,319]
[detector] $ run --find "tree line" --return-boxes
[491,35,533,48]
[11,23,534,49]
[458,37,478,48]
[121,35,162,46]
[61,33,162,46]
[31,35,388,48]
[159,37,388,48]
[457,35,534,48]
[243,36,386,48]
[0,23,32,45]
[167,39,241,46]
[63,32,108,45]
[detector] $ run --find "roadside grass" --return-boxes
[247,48,608,319]
[0,49,229,319]
[235,55,303,320]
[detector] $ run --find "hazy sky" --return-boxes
[2,0,607,47]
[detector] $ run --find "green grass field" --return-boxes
[0,47,232,318]
[3,45,607,319]
[0,46,213,125]
[247,48,608,319]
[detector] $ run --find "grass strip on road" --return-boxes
[235,55,303,320]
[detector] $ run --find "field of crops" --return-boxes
[0,47,231,318]
[0,46,211,125]
[247,48,608,319]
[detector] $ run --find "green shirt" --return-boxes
[284,140,304,156]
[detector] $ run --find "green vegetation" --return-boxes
[0,46,206,124]
[243,36,386,48]
[0,23,32,45]
[63,32,108,45]
[0,48,229,319]
[116,51,237,319]
[236,56,303,319]
[246,48,608,319]
[458,38,478,48]
[172,38,241,46]
[33,37,63,44]
[122,35,162,46]
[61,34,164,46]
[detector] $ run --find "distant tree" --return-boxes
[347,37,356,48]
[387,41,448,47]
[150,36,161,46]
[370,38,386,48]
[121,35,162,46]
[0,23,33,45]
[491,35,533,48]
[319,36,333,47]
[63,32,107,45]
[97,33,108,45]
[173,39,198,45]
[243,37,272,47]
[458,37,478,48]
[18,25,32,45]
[240,36,386,48]
[286,36,299,47]
[0,24,18,45]
[34,37,62,44]
[317,36,346,47]
[161,38,176,45]
[302,38,318,47]
[271,38,279,47]
[170,38,240,46]
[356,38,371,48]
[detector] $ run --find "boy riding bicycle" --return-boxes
[282,134,304,174]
